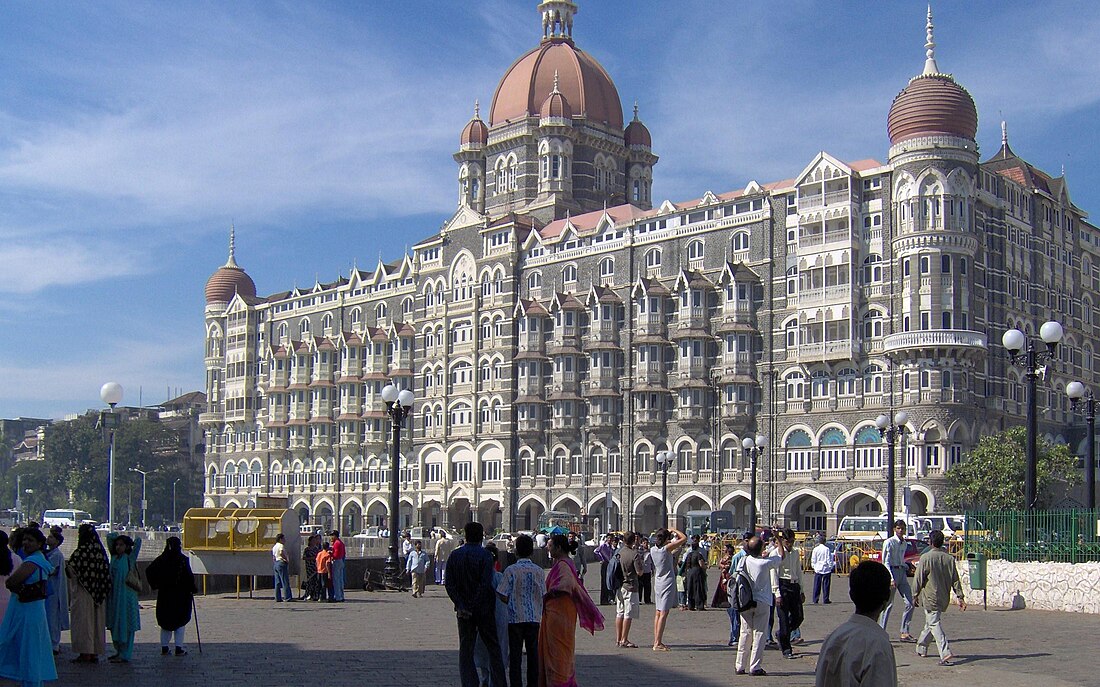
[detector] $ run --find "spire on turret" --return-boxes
[474,99,480,119]
[552,70,560,94]
[632,101,639,121]
[226,224,239,268]
[1001,120,1007,147]
[923,5,940,75]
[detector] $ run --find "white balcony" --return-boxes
[882,329,987,355]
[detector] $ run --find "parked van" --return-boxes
[837,515,929,541]
[42,509,96,528]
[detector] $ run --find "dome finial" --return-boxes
[474,99,480,119]
[633,101,639,121]
[923,5,940,75]
[226,223,239,268]
[1001,120,1008,146]
[552,70,560,94]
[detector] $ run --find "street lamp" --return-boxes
[1003,321,1064,511]
[129,467,157,529]
[381,383,415,580]
[1066,381,1097,511]
[100,382,123,529]
[655,450,672,528]
[23,489,34,523]
[173,478,183,525]
[741,434,767,532]
[875,411,909,528]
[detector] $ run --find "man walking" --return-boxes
[726,531,752,647]
[815,560,897,687]
[613,531,645,648]
[769,528,804,660]
[879,520,915,641]
[594,534,615,605]
[329,530,347,602]
[435,533,455,585]
[406,540,431,598]
[735,535,786,677]
[811,533,835,604]
[913,530,967,666]
[271,533,294,603]
[445,522,507,687]
[496,534,544,687]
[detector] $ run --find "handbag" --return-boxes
[16,561,48,602]
[125,562,143,593]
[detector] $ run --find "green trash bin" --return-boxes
[966,551,986,590]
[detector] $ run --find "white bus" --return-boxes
[837,515,932,541]
[41,509,96,528]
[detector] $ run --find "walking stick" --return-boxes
[192,596,203,654]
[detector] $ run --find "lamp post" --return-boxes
[381,383,415,579]
[129,467,156,529]
[172,478,182,525]
[1066,381,1097,511]
[741,434,767,532]
[100,382,123,529]
[875,411,909,528]
[655,450,672,528]
[14,475,22,521]
[23,489,34,523]
[1003,322,1064,511]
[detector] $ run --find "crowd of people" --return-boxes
[0,522,197,686]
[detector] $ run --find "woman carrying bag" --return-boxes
[0,527,57,686]
[106,533,142,663]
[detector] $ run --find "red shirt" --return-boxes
[331,538,346,561]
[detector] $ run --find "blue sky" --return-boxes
[2,1,1098,419]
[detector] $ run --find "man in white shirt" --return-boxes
[815,560,897,687]
[496,534,546,687]
[768,528,805,659]
[734,535,785,677]
[879,520,915,641]
[811,534,836,604]
[406,540,432,597]
[271,533,294,603]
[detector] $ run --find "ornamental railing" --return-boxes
[964,509,1100,563]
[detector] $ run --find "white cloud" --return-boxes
[0,241,144,294]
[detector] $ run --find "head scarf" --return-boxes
[67,525,111,604]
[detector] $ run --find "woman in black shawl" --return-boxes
[65,523,111,664]
[145,536,197,656]
[301,534,322,601]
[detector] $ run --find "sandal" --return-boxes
[652,644,671,651]
[621,641,638,648]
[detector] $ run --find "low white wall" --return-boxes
[957,559,1100,614]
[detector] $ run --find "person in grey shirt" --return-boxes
[878,520,915,641]
[816,560,897,687]
[913,529,967,666]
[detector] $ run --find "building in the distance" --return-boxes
[201,2,1099,536]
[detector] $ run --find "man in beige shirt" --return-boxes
[434,532,456,585]
[912,530,966,665]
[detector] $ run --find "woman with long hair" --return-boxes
[106,533,142,663]
[648,527,686,651]
[301,534,322,601]
[0,531,22,622]
[66,524,110,663]
[44,529,69,655]
[538,533,604,687]
[0,527,57,686]
[145,536,197,656]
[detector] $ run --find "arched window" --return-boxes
[645,248,662,269]
[785,320,799,348]
[811,370,830,398]
[562,264,577,284]
[376,302,388,320]
[854,426,883,469]
[837,368,858,395]
[820,427,847,471]
[278,322,288,342]
[863,364,883,393]
[599,257,614,281]
[402,298,413,316]
[785,371,805,400]
[862,254,882,284]
[299,318,311,338]
[321,313,333,333]
[350,308,361,327]
[732,232,750,251]
[687,240,704,261]
[863,310,884,338]
[527,271,542,291]
[785,429,813,472]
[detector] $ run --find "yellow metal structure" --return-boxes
[183,508,294,552]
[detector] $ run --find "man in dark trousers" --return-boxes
[445,522,507,687]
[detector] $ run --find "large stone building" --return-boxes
[201,3,1099,536]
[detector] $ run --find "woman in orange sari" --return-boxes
[539,534,604,687]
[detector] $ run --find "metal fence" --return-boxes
[964,510,1100,563]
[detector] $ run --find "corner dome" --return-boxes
[460,102,489,147]
[887,73,977,145]
[205,230,257,305]
[489,40,623,129]
[540,78,573,120]
[624,105,651,148]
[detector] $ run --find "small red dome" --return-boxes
[205,263,256,305]
[460,116,488,146]
[540,88,572,120]
[625,118,651,148]
[887,74,977,145]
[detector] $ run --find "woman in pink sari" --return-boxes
[539,534,604,687]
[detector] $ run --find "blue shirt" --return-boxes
[406,549,430,574]
[445,543,497,615]
[496,558,545,624]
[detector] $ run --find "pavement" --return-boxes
[49,570,1100,687]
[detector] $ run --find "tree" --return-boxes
[944,426,1081,511]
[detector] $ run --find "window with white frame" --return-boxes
[785,430,813,472]
[687,240,704,262]
[481,460,501,482]
[562,264,577,284]
[451,461,472,482]
[853,427,883,469]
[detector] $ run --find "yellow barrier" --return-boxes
[182,508,293,552]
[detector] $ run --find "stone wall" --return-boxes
[957,559,1100,614]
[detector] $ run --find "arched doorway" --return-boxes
[588,494,620,533]
[297,505,310,526]
[477,499,502,535]
[315,503,334,533]
[783,492,829,532]
[448,497,472,527]
[518,498,544,532]
[835,490,884,519]
[675,494,712,534]
[420,499,441,528]
[906,487,929,516]
[634,494,664,534]
[366,500,388,528]
[720,493,754,532]
[342,502,362,535]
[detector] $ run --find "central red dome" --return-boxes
[489,39,623,129]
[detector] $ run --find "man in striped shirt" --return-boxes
[497,534,546,687]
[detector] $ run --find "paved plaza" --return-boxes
[47,571,1100,687]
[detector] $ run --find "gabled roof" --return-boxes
[983,140,1077,209]
[540,204,650,240]
[587,284,623,305]
[631,277,670,298]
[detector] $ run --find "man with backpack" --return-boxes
[608,532,645,648]
[734,534,786,677]
[726,531,753,647]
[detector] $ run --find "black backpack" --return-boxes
[605,552,624,593]
[732,565,756,612]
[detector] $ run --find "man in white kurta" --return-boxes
[816,560,897,687]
